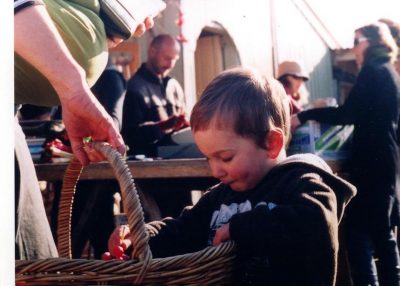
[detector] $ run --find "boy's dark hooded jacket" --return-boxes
[148,154,356,285]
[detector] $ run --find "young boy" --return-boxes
[108,67,356,285]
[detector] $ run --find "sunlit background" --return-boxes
[3,1,400,285]
[307,0,400,47]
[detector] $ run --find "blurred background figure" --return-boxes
[121,34,188,158]
[121,34,191,219]
[92,57,127,131]
[18,104,56,121]
[379,18,400,74]
[277,60,310,114]
[291,22,400,286]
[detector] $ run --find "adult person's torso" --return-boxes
[14,0,108,107]
[350,59,400,174]
[127,66,186,122]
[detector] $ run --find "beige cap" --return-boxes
[277,61,309,81]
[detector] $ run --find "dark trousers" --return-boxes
[345,195,400,286]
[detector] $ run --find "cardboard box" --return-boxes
[287,121,353,160]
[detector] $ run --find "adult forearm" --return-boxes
[14,4,87,99]
[298,106,351,125]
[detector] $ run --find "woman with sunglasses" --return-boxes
[292,22,400,285]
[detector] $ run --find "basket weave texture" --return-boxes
[16,142,236,285]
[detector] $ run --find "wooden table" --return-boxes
[35,158,212,181]
[35,158,346,182]
[35,158,349,231]
[36,159,218,221]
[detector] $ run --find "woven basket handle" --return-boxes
[57,142,152,264]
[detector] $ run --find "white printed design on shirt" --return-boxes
[207,200,277,245]
[208,201,252,245]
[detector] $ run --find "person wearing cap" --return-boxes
[277,60,309,114]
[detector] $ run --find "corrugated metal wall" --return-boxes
[273,0,337,102]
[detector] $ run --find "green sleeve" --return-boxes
[15,0,108,106]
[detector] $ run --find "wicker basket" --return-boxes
[16,142,236,285]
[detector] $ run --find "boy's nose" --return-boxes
[210,163,226,180]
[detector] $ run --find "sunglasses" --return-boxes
[353,37,368,46]
[291,75,306,81]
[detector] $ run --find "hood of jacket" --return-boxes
[268,153,357,222]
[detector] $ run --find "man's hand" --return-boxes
[212,223,231,246]
[173,113,190,131]
[159,114,190,133]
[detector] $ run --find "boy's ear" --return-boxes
[265,129,284,159]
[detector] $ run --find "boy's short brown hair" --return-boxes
[190,67,290,148]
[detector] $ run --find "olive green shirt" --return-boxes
[15,0,108,106]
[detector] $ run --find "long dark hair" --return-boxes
[356,22,398,63]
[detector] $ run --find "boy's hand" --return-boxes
[212,223,231,246]
[108,225,132,257]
